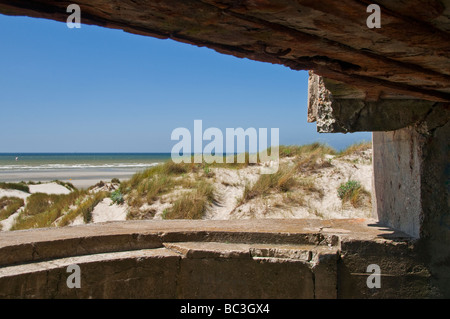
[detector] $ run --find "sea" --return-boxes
[0,153,171,188]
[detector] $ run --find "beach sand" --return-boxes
[0,169,139,189]
[0,182,74,231]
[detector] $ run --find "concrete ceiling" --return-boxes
[1,0,450,101]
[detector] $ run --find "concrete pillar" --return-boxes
[372,119,449,296]
[372,128,424,238]
[308,72,450,297]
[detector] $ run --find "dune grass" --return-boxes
[236,143,336,206]
[237,164,297,205]
[0,197,25,221]
[279,143,336,158]
[11,190,88,230]
[57,191,107,226]
[123,142,341,210]
[337,141,372,157]
[0,182,30,193]
[4,141,373,229]
[122,158,218,220]
[53,180,77,191]
[162,180,217,220]
[337,180,371,208]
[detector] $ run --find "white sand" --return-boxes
[204,150,374,220]
[0,182,72,231]
[0,207,24,231]
[29,182,72,195]
[1,169,136,189]
[1,150,374,231]
[204,165,260,220]
[91,198,128,223]
[0,189,30,200]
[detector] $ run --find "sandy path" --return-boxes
[91,198,128,223]
[0,189,30,200]
[29,182,71,195]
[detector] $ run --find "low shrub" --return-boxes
[110,189,124,205]
[337,180,370,208]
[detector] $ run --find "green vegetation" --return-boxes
[11,191,88,230]
[292,144,335,173]
[0,197,25,221]
[57,191,107,226]
[110,189,124,205]
[0,182,30,193]
[2,141,373,230]
[163,180,216,219]
[79,191,108,224]
[123,160,198,206]
[279,143,336,159]
[239,165,296,205]
[122,159,219,220]
[337,180,371,208]
[337,141,372,157]
[236,143,336,207]
[53,180,77,191]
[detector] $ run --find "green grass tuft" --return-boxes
[337,180,371,208]
[110,189,124,205]
[0,182,30,193]
[0,197,25,221]
[338,141,372,157]
[11,191,87,230]
[163,181,216,220]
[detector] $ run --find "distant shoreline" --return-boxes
[0,153,170,189]
[0,168,149,189]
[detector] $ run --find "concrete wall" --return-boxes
[0,219,439,298]
[372,121,450,296]
[372,127,423,238]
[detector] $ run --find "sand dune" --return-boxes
[1,145,374,231]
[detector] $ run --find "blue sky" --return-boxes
[0,14,371,153]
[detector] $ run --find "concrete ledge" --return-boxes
[0,219,394,267]
[0,219,436,298]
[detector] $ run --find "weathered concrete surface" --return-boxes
[0,219,440,298]
[0,248,180,298]
[372,128,424,238]
[307,72,443,133]
[372,120,450,297]
[0,0,448,299]
[338,239,433,298]
[1,0,450,101]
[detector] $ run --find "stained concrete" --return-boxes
[0,219,439,298]
[1,0,450,101]
[307,72,440,133]
[0,0,448,299]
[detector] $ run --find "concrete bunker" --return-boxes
[0,0,448,298]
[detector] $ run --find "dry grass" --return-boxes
[237,165,297,206]
[297,177,324,198]
[281,192,305,207]
[163,181,217,219]
[0,182,30,193]
[337,180,371,208]
[337,141,372,157]
[279,143,336,159]
[4,142,374,229]
[57,191,108,226]
[294,150,333,173]
[11,191,87,230]
[0,197,25,221]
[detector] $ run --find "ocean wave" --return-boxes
[0,162,160,171]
